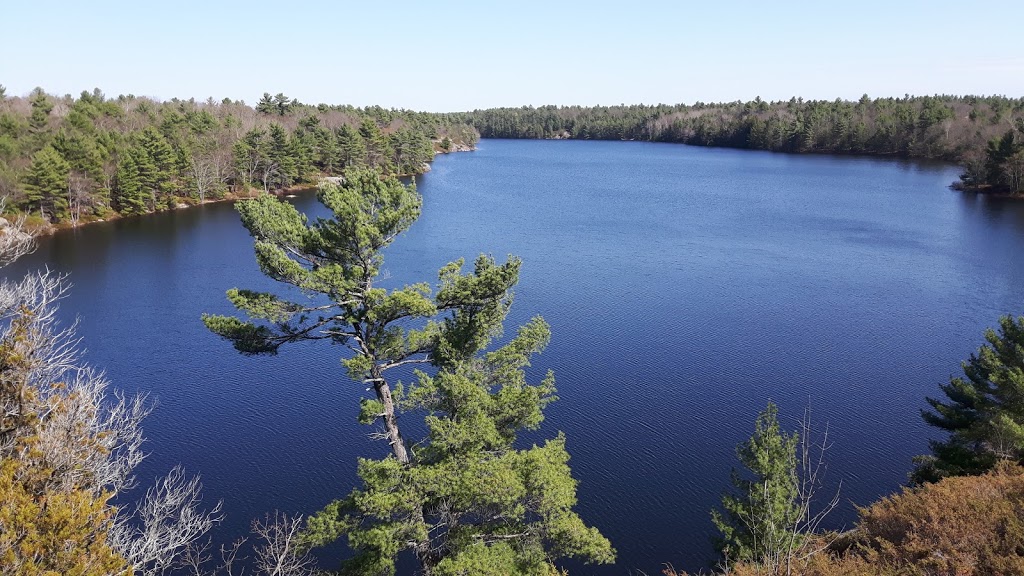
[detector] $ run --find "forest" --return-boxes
[0,86,478,227]
[456,95,1024,194]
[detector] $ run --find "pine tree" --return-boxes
[136,127,177,201]
[288,129,315,182]
[266,123,295,190]
[28,88,53,136]
[316,127,340,174]
[273,93,292,116]
[52,129,106,183]
[23,145,70,220]
[359,119,393,171]
[389,128,434,175]
[113,150,147,215]
[204,167,614,574]
[914,314,1024,484]
[712,402,803,566]
[336,124,367,169]
[256,93,275,115]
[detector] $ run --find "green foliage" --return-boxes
[968,123,1024,193]
[266,123,296,190]
[28,88,53,139]
[457,96,1023,165]
[389,128,435,175]
[135,127,178,198]
[359,119,394,170]
[234,127,268,188]
[23,145,70,220]
[113,149,148,215]
[306,349,615,575]
[914,314,1024,484]
[206,167,612,574]
[336,124,367,169]
[0,87,476,224]
[52,130,106,182]
[712,402,802,565]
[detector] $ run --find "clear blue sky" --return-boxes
[3,0,1022,111]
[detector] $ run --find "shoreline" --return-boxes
[30,187,282,237]
[32,140,1007,239]
[26,147,477,238]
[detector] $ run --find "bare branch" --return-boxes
[251,512,319,576]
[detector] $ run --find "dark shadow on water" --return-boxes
[958,190,1024,228]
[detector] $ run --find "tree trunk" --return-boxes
[369,367,437,571]
[370,367,410,464]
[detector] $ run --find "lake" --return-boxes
[7,139,1024,574]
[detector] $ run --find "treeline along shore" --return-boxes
[455,95,1024,194]
[0,86,479,230]
[2,88,1023,232]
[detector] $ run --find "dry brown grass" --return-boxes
[667,463,1024,576]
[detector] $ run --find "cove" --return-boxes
[5,139,1024,574]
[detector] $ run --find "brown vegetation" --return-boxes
[668,463,1024,576]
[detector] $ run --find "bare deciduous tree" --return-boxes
[67,172,94,226]
[110,467,223,575]
[0,215,222,575]
[250,513,318,576]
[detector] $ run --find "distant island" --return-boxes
[1,87,1022,233]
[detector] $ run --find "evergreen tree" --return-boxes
[273,93,292,116]
[23,145,70,220]
[712,402,803,566]
[288,128,315,182]
[113,150,147,215]
[303,319,616,574]
[336,124,367,168]
[390,128,434,175]
[316,127,340,174]
[265,123,295,190]
[0,86,472,223]
[28,88,53,136]
[914,315,1024,484]
[234,127,268,188]
[256,93,275,115]
[359,119,393,170]
[135,127,177,200]
[204,167,613,574]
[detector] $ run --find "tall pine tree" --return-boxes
[23,146,70,221]
[113,150,147,216]
[204,167,614,574]
[914,314,1024,484]
[336,124,367,169]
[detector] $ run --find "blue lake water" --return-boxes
[7,139,1024,574]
